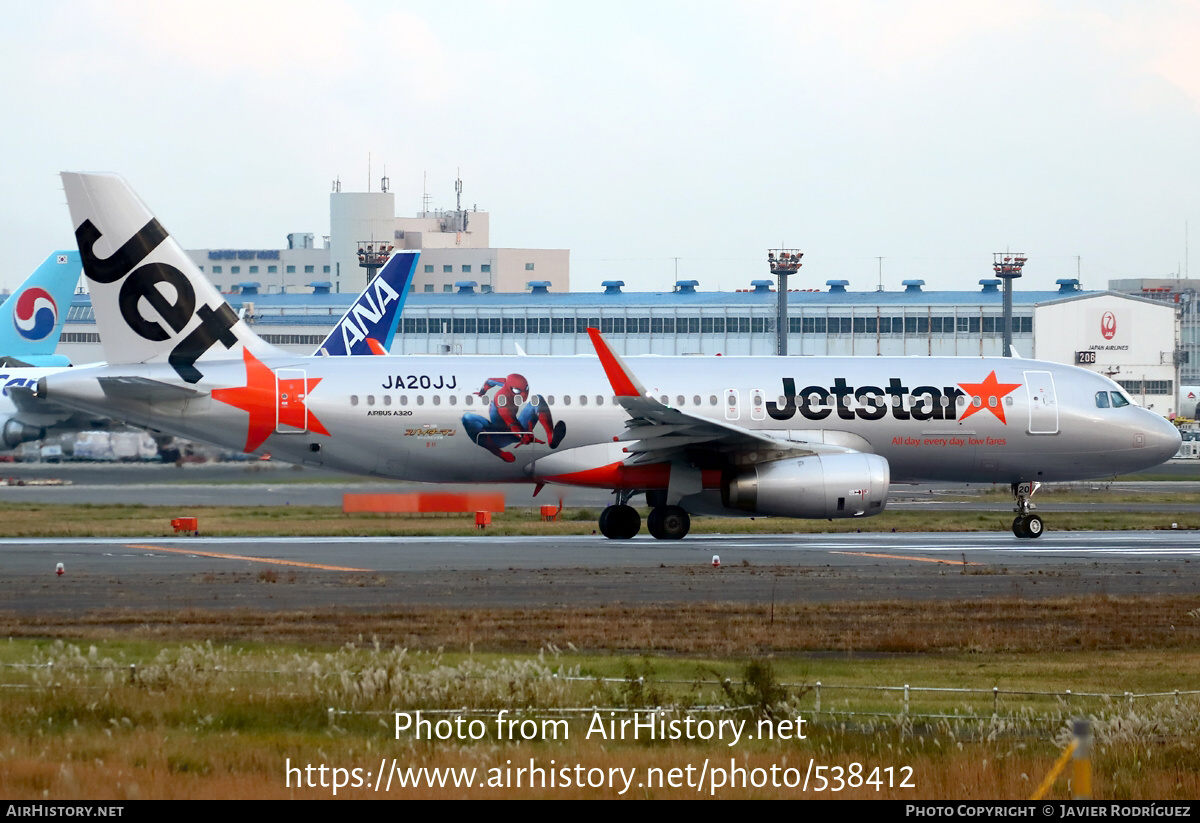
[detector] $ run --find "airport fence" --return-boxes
[3,656,1198,740]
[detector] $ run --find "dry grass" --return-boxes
[4,594,1198,657]
[2,637,1199,800]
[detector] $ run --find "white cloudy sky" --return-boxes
[1,0,1199,294]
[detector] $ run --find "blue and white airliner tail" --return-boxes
[314,251,418,356]
[0,251,81,367]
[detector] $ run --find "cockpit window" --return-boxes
[1110,391,1130,408]
[1095,391,1110,409]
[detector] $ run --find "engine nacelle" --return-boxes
[721,453,890,519]
[1,419,46,449]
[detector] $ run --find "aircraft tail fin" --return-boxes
[0,251,82,367]
[60,172,282,383]
[312,250,417,356]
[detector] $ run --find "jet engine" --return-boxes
[1,419,46,449]
[721,452,890,519]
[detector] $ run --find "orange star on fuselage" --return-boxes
[212,349,330,453]
[956,371,1023,424]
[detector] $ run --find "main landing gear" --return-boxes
[598,493,692,540]
[1011,481,1043,539]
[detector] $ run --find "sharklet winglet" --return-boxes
[586,327,644,398]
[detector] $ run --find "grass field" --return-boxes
[1,631,1198,800]
[2,594,1199,800]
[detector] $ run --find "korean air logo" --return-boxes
[13,287,58,341]
[1100,311,1117,340]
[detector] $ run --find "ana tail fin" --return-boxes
[61,172,281,383]
[312,250,417,356]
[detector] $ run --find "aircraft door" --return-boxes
[724,389,740,421]
[275,369,311,434]
[750,388,766,420]
[1024,370,1059,434]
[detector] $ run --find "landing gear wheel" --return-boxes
[647,506,691,540]
[1011,482,1045,539]
[1024,514,1043,539]
[599,504,641,539]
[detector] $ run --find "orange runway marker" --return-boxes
[126,544,370,572]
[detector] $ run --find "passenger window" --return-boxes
[1111,392,1130,408]
[432,395,441,405]
[693,395,701,406]
[563,395,571,406]
[416,396,425,406]
[677,395,685,406]
[448,395,457,406]
[350,395,359,406]
[661,395,669,404]
[579,395,588,406]
[399,395,408,406]
[383,395,392,406]
[496,395,506,407]
[1095,391,1110,409]
[366,395,375,406]
[596,396,604,406]
[464,395,473,406]
[710,395,718,406]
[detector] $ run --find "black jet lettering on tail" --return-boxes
[118,264,195,341]
[74,218,240,383]
[76,219,168,285]
[169,304,239,384]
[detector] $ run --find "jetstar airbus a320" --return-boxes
[39,173,1181,540]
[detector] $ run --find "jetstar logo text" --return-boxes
[74,218,239,383]
[766,373,1021,425]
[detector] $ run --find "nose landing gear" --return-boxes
[1011,481,1043,539]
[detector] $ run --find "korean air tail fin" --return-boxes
[60,172,283,383]
[313,250,417,356]
[0,251,81,367]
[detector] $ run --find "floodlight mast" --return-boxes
[993,252,1027,356]
[357,240,395,284]
[769,249,803,356]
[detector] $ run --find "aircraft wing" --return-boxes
[586,328,867,464]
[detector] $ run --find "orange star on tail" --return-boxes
[212,349,329,452]
[956,370,1023,424]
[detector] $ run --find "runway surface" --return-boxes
[4,530,1198,613]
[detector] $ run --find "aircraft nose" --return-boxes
[1144,413,1182,463]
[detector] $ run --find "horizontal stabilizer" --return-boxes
[98,376,207,403]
